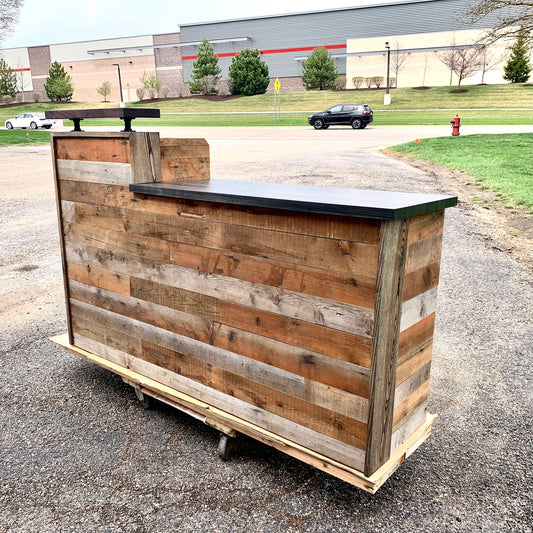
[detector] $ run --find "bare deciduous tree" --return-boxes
[478,45,502,83]
[466,0,533,44]
[391,42,409,87]
[439,43,460,85]
[0,0,24,45]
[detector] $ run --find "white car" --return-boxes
[5,112,53,130]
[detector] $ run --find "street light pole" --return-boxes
[384,42,391,106]
[112,63,125,107]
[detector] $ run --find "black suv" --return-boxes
[308,104,373,130]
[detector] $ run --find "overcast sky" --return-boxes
[2,0,395,49]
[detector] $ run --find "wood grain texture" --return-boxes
[67,261,130,296]
[392,381,430,433]
[405,234,443,274]
[57,160,132,185]
[400,286,438,332]
[68,279,371,396]
[64,238,374,337]
[70,300,368,449]
[398,313,435,360]
[396,340,433,387]
[407,210,444,245]
[402,262,440,303]
[170,241,377,309]
[130,132,161,184]
[69,333,367,471]
[63,180,381,243]
[130,276,373,367]
[53,136,131,164]
[365,218,409,477]
[160,138,210,181]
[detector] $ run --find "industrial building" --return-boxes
[0,0,511,103]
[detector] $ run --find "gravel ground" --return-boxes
[0,127,531,532]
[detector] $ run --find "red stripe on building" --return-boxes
[182,43,346,61]
[0,67,31,73]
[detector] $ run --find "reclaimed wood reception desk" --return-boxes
[49,131,457,493]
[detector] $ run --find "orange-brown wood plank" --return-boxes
[396,340,433,386]
[160,138,210,181]
[398,312,436,359]
[407,210,444,245]
[405,234,443,274]
[402,262,440,302]
[67,261,130,296]
[392,380,430,433]
[54,137,131,164]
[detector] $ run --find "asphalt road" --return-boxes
[1,126,531,532]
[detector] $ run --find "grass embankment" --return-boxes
[389,133,533,210]
[0,130,50,147]
[0,84,532,127]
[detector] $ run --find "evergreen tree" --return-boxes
[228,48,269,96]
[0,58,17,97]
[44,61,74,102]
[301,46,338,91]
[189,38,221,94]
[503,30,532,83]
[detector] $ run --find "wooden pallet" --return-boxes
[50,333,435,494]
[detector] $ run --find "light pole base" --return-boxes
[384,93,392,106]
[119,102,126,108]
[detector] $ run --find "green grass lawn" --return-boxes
[389,133,533,209]
[1,84,532,127]
[0,130,50,147]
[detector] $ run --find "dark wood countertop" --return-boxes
[129,179,457,220]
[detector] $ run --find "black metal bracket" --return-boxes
[121,117,134,132]
[71,118,84,132]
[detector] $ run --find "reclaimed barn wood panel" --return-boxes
[389,211,445,455]
[160,138,210,181]
[51,132,452,483]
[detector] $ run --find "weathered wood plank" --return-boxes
[67,261,130,296]
[64,180,381,243]
[61,200,75,223]
[70,301,368,449]
[392,381,430,433]
[402,261,440,302]
[390,403,427,452]
[407,210,444,245]
[57,159,132,185]
[64,222,171,264]
[170,241,377,309]
[129,276,374,362]
[400,286,438,332]
[160,138,210,181]
[396,340,433,387]
[394,362,431,407]
[59,180,117,206]
[365,218,408,477]
[405,234,443,274]
[53,136,131,164]
[68,280,371,396]
[123,210,380,277]
[64,239,374,337]
[70,333,367,471]
[130,132,161,184]
[398,312,435,360]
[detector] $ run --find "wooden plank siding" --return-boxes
[51,132,449,481]
[389,211,445,455]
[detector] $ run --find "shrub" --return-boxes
[372,76,384,89]
[228,48,269,96]
[335,75,346,90]
[2,94,14,104]
[365,77,373,88]
[302,46,338,90]
[352,76,364,89]
[136,88,145,101]
[44,61,74,102]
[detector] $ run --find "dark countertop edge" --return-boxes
[129,180,458,221]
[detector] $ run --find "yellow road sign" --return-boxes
[274,77,280,93]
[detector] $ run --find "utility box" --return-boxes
[49,127,457,493]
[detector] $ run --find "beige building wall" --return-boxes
[49,35,157,102]
[346,29,512,89]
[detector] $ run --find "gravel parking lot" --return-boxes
[1,126,531,532]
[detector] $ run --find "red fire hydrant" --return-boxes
[450,114,461,136]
